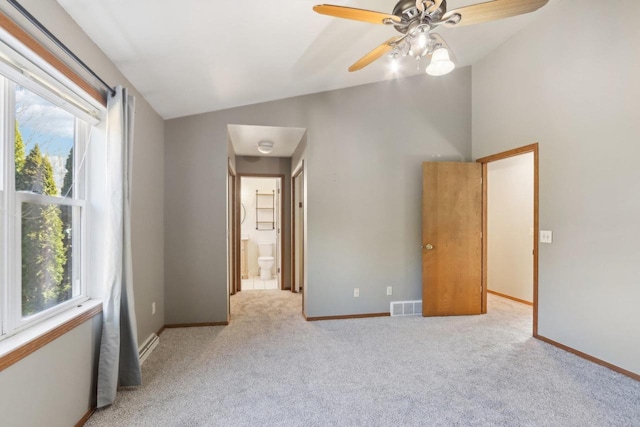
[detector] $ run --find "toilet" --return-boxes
[257,242,274,280]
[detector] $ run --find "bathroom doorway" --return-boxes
[238,175,284,291]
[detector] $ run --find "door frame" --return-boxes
[236,173,286,291]
[291,162,304,295]
[228,162,238,299]
[476,143,539,336]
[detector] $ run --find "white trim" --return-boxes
[0,52,99,125]
[0,25,104,122]
[16,192,85,207]
[2,76,15,334]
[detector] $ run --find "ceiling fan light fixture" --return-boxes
[417,31,429,48]
[313,0,550,75]
[410,34,429,57]
[390,58,400,72]
[426,47,455,76]
[388,51,401,72]
[257,140,274,154]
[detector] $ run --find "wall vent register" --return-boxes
[390,300,423,316]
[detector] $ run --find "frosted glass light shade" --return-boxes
[426,48,455,76]
[257,140,274,154]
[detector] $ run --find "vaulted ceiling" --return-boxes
[56,0,556,119]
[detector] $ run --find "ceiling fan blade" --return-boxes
[313,4,401,25]
[348,37,400,72]
[442,0,548,27]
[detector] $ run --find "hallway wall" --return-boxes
[165,69,472,321]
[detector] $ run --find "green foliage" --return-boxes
[21,203,68,314]
[61,147,73,198]
[15,120,26,188]
[16,133,71,316]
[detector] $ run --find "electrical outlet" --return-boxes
[540,230,553,244]
[387,286,393,296]
[353,288,359,298]
[152,302,156,315]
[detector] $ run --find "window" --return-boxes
[1,76,91,338]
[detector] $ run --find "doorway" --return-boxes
[421,143,539,334]
[485,153,534,304]
[238,175,284,291]
[478,143,539,334]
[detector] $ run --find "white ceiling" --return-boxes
[228,124,306,157]
[56,0,556,119]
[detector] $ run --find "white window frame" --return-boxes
[0,75,92,339]
[0,77,7,339]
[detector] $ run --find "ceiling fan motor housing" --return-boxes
[392,0,447,33]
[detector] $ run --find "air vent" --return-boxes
[390,300,422,317]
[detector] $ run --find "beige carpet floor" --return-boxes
[86,291,640,426]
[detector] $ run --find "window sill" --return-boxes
[0,299,102,371]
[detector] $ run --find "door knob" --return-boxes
[423,244,434,250]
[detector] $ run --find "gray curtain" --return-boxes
[97,86,141,408]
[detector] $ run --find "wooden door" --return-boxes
[422,162,482,316]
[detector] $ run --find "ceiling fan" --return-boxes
[313,0,549,75]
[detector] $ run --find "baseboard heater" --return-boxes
[138,333,160,365]
[390,300,423,317]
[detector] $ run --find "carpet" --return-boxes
[86,291,640,426]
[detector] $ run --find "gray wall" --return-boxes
[236,156,292,289]
[0,317,102,427]
[0,0,165,423]
[472,0,640,375]
[165,68,471,321]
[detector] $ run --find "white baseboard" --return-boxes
[138,333,159,365]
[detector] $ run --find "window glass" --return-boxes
[14,85,81,319]
[15,85,75,198]
[21,202,76,317]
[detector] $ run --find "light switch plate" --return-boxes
[540,230,553,243]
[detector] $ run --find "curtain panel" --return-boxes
[97,86,141,408]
